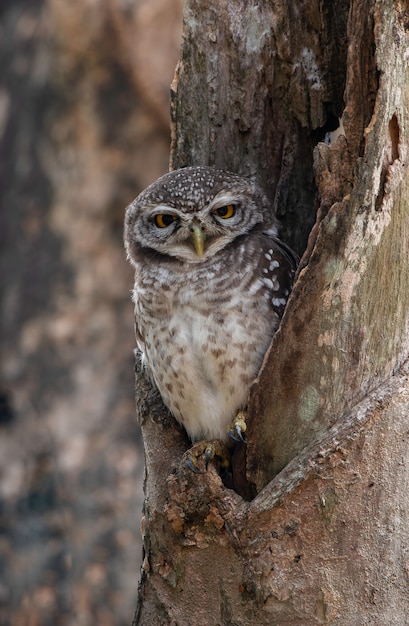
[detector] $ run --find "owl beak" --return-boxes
[191,224,205,256]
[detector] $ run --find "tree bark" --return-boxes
[135,1,409,623]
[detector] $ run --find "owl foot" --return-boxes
[184,440,231,474]
[228,410,247,443]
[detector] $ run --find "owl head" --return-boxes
[124,166,277,265]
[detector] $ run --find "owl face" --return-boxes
[125,167,276,265]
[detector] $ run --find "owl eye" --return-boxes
[154,214,178,228]
[212,204,236,219]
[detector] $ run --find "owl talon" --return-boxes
[184,440,230,474]
[204,446,214,469]
[228,427,246,443]
[228,411,247,443]
[185,458,205,474]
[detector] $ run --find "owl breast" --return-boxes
[134,238,280,442]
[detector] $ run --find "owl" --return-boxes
[124,166,297,447]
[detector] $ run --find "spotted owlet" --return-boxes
[124,166,297,447]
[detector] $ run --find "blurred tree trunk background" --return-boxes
[0,1,182,624]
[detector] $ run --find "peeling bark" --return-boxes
[134,0,409,623]
[137,360,409,624]
[248,0,409,487]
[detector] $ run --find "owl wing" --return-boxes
[134,317,146,355]
[260,233,298,320]
[131,286,147,356]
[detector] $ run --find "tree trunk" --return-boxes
[0,1,182,623]
[135,1,409,623]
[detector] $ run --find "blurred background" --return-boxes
[0,0,183,623]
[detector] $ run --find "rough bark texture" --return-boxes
[135,0,409,624]
[137,362,409,624]
[248,0,409,487]
[171,0,349,255]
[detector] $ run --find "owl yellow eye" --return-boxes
[154,214,177,228]
[212,204,236,219]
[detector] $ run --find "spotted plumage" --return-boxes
[124,166,297,442]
